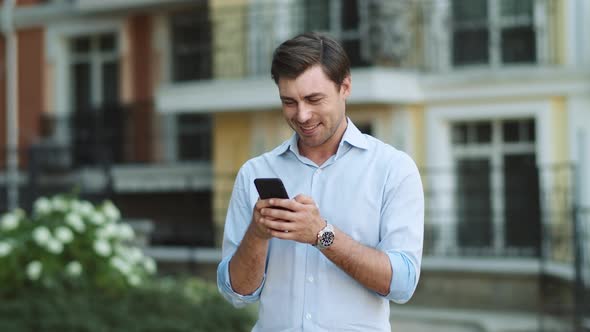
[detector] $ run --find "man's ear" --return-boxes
[340,75,352,98]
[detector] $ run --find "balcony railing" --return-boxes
[165,0,560,83]
[37,101,212,169]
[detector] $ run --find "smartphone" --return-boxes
[254,178,289,200]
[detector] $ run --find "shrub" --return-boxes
[0,195,256,331]
[0,277,256,332]
[0,194,156,293]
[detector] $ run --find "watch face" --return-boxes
[320,231,334,247]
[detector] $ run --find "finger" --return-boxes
[255,199,275,211]
[268,198,302,211]
[260,218,290,229]
[260,218,293,233]
[293,194,315,205]
[260,207,295,220]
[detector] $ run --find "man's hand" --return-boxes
[258,194,326,244]
[250,199,277,239]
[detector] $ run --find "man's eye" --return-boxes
[308,99,322,104]
[282,100,295,106]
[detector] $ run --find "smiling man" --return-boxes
[217,32,424,331]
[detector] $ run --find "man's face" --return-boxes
[278,65,351,151]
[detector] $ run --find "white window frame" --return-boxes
[45,18,124,144]
[451,119,537,255]
[69,34,120,109]
[432,0,549,71]
[425,100,553,256]
[299,0,367,63]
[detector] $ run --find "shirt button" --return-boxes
[307,276,314,283]
[306,313,312,320]
[316,168,322,174]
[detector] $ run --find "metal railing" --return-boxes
[36,102,212,168]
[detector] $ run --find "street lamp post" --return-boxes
[2,0,19,210]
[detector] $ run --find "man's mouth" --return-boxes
[299,123,320,135]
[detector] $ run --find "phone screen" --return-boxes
[254,178,289,199]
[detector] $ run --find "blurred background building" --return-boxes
[0,0,588,331]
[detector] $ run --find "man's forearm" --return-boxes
[322,227,392,295]
[228,223,270,295]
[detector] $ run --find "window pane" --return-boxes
[452,123,468,144]
[177,114,212,161]
[453,0,488,22]
[453,29,489,65]
[304,0,330,31]
[502,120,519,142]
[102,61,119,105]
[71,36,91,54]
[456,158,492,248]
[503,153,540,255]
[523,119,535,142]
[341,0,359,31]
[475,122,491,143]
[99,34,116,52]
[71,63,91,112]
[501,26,536,63]
[171,7,212,82]
[501,0,533,17]
[342,39,368,68]
[356,123,373,136]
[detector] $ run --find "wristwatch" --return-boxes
[314,222,335,250]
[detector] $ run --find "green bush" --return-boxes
[0,194,156,292]
[0,277,256,332]
[0,195,255,331]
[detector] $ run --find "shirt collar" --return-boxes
[275,118,369,157]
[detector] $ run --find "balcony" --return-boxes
[156,0,567,114]
[31,102,212,194]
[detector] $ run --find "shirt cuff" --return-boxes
[384,251,417,304]
[217,254,265,308]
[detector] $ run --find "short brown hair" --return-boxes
[271,32,350,87]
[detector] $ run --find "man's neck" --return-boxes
[298,120,348,166]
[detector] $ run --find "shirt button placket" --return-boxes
[303,167,322,330]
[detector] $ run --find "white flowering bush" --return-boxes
[0,194,156,293]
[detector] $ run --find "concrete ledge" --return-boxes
[423,256,576,281]
[390,306,569,332]
[144,246,221,264]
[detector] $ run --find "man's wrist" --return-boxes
[248,221,271,240]
[313,220,335,250]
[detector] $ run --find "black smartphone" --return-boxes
[254,178,289,200]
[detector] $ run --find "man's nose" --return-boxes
[296,104,313,123]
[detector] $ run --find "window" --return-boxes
[452,119,540,256]
[355,123,373,136]
[177,114,212,161]
[452,0,536,67]
[70,33,119,111]
[303,0,369,67]
[68,33,122,166]
[170,5,212,82]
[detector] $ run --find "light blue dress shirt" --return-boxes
[217,119,424,332]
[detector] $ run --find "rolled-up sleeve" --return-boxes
[217,254,265,307]
[216,166,266,307]
[377,154,424,304]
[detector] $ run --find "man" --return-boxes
[217,32,424,331]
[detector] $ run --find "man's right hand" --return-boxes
[250,199,290,239]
